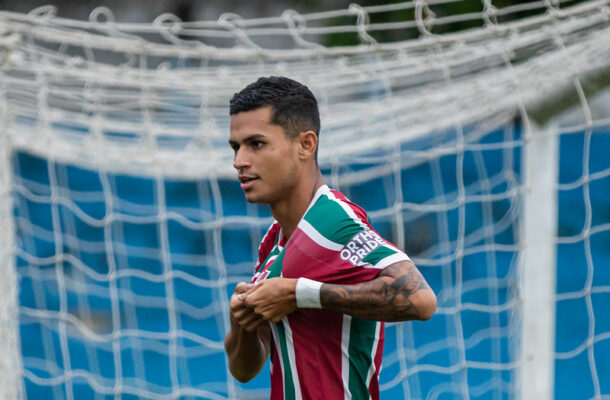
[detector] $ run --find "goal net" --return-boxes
[0,0,609,399]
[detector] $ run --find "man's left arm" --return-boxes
[243,260,436,322]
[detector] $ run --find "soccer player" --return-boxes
[224,76,437,400]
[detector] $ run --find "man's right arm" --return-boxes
[224,283,271,383]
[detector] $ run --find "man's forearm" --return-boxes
[224,316,270,383]
[319,261,436,322]
[243,261,436,323]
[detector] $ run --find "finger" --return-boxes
[241,310,263,325]
[236,310,265,330]
[261,311,282,323]
[232,302,260,324]
[243,292,259,308]
[235,282,253,294]
[232,308,255,324]
[248,280,264,292]
[233,303,261,319]
[255,305,278,321]
[230,293,249,309]
[245,280,265,294]
[243,318,265,333]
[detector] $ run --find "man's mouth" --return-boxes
[239,175,259,190]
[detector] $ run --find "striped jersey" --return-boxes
[251,185,410,400]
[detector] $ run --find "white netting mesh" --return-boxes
[0,0,609,399]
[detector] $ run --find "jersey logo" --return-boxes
[340,229,386,266]
[252,269,270,284]
[252,253,278,284]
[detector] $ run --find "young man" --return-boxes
[224,76,436,400]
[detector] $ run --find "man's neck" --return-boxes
[270,169,323,239]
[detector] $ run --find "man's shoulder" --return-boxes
[302,186,371,245]
[311,186,369,220]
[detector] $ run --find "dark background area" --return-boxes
[0,0,590,46]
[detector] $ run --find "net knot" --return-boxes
[90,6,144,63]
[27,5,57,19]
[153,13,185,43]
[482,1,499,26]
[89,7,116,25]
[544,0,565,19]
[414,0,436,37]
[282,9,322,50]
[348,4,378,46]
[218,13,261,50]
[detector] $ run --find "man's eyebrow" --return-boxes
[228,133,266,146]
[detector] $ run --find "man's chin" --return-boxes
[243,191,267,204]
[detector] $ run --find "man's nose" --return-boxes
[233,148,250,170]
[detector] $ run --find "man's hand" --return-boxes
[230,282,266,332]
[225,282,271,382]
[244,278,298,323]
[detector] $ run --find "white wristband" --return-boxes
[295,278,323,309]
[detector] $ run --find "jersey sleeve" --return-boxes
[285,189,410,284]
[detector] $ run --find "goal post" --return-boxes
[519,120,559,400]
[0,1,609,399]
[519,31,610,400]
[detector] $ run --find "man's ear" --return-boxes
[297,130,318,160]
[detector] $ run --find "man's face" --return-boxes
[229,106,300,204]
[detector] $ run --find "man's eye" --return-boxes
[252,141,264,149]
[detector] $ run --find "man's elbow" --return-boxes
[230,367,257,383]
[225,336,258,383]
[415,289,437,321]
[226,351,263,383]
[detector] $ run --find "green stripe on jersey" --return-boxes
[348,317,378,399]
[259,246,280,273]
[267,248,285,279]
[304,195,364,244]
[362,245,399,266]
[276,321,296,400]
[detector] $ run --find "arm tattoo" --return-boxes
[320,261,432,321]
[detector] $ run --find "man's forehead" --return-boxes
[229,107,283,141]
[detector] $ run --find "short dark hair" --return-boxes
[229,76,320,140]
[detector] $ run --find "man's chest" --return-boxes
[253,231,335,285]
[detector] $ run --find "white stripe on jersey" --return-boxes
[282,317,303,400]
[341,315,352,400]
[298,218,344,251]
[365,322,382,399]
[372,252,410,269]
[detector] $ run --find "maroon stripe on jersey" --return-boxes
[283,226,380,284]
[287,309,346,399]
